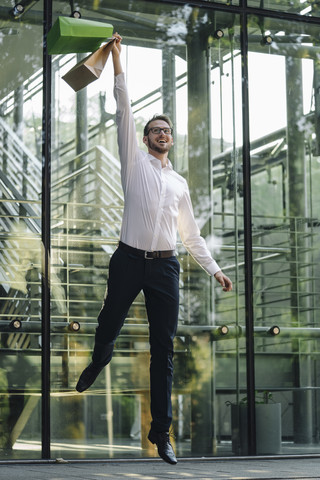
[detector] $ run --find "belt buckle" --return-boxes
[144,251,154,260]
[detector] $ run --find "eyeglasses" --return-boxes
[147,127,173,135]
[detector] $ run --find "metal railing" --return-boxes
[0,116,42,203]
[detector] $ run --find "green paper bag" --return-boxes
[47,16,113,55]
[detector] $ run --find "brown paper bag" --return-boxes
[62,38,115,92]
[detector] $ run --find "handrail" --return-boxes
[0,171,41,232]
[91,166,123,202]
[0,117,42,205]
[0,117,41,171]
[50,145,123,202]
[1,321,320,340]
[51,164,91,191]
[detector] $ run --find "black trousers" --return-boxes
[93,246,180,432]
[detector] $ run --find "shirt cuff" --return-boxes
[114,72,125,82]
[204,261,221,276]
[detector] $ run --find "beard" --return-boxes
[147,137,172,154]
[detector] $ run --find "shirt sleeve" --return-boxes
[113,73,139,189]
[177,183,221,276]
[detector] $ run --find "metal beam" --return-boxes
[41,0,52,460]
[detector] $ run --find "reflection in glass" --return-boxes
[248,0,320,17]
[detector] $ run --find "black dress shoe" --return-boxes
[76,362,103,392]
[148,430,177,465]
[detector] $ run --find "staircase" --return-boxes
[0,109,125,331]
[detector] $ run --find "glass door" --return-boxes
[0,0,43,459]
[248,14,320,455]
[49,1,243,459]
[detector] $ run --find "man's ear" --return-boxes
[143,136,148,146]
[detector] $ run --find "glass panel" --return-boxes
[0,2,43,459]
[248,15,320,455]
[51,1,242,459]
[247,0,320,17]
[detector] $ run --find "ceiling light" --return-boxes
[9,0,38,19]
[10,3,24,18]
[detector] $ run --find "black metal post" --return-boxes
[41,0,52,459]
[240,6,256,455]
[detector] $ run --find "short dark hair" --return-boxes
[143,114,173,136]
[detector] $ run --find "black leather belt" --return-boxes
[119,241,175,259]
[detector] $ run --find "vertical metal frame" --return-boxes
[41,0,52,459]
[239,0,256,455]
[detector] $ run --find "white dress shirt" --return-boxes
[114,73,220,276]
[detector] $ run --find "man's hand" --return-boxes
[214,271,233,292]
[112,32,122,56]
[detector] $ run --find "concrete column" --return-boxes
[186,23,214,454]
[286,57,313,444]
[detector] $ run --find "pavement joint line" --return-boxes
[1,454,320,466]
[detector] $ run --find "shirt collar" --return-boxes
[148,154,173,170]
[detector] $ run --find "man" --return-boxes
[76,33,232,465]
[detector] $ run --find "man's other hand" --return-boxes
[214,271,233,292]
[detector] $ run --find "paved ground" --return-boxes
[0,457,320,480]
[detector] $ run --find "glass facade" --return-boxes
[0,0,320,461]
[247,0,320,17]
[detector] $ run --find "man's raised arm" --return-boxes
[112,33,123,76]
